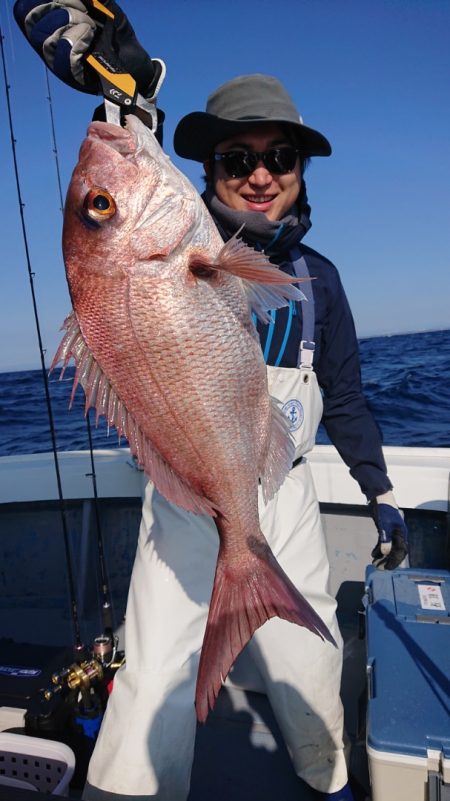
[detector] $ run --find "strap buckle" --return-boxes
[299,339,315,369]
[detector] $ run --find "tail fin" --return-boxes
[195,543,336,722]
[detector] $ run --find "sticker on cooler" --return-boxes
[417,583,446,611]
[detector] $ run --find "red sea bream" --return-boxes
[53,115,335,721]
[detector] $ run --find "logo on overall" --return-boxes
[282,399,304,432]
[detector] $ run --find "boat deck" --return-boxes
[1,445,448,800]
[188,605,370,801]
[0,594,370,801]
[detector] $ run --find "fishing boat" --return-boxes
[1,443,449,800]
[1,15,449,798]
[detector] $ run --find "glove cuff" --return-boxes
[145,58,166,102]
[375,490,398,508]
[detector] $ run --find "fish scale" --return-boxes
[53,114,335,721]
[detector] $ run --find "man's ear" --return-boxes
[203,159,212,182]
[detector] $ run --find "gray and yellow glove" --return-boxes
[13,1,165,105]
[370,491,409,570]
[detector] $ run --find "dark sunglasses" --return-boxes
[212,147,300,178]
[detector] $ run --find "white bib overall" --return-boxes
[85,254,347,800]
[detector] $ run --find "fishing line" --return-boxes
[0,27,83,651]
[45,66,114,635]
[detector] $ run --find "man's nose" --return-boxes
[248,163,272,185]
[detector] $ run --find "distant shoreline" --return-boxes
[358,326,450,342]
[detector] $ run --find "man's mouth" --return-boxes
[242,195,276,205]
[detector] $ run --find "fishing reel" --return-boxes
[43,633,125,704]
[44,657,102,702]
[22,633,125,788]
[25,632,125,773]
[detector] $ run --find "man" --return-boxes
[14,3,408,800]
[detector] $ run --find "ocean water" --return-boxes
[0,329,449,458]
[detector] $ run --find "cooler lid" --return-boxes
[365,567,450,758]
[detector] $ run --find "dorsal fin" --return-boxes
[51,311,220,517]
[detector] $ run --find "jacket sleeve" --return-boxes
[315,266,393,501]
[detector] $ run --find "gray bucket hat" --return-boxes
[173,74,331,161]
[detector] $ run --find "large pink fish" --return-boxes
[53,115,335,721]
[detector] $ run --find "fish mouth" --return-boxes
[87,116,163,162]
[87,121,137,156]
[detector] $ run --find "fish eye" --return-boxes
[82,188,117,222]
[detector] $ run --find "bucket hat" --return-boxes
[173,74,331,162]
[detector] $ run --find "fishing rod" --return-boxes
[44,66,114,636]
[0,26,83,654]
[0,33,130,766]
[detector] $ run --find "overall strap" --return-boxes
[290,246,315,369]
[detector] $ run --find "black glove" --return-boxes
[13,0,164,100]
[370,491,409,570]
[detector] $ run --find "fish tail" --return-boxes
[195,542,336,722]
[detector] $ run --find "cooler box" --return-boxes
[365,567,450,801]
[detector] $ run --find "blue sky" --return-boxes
[1,0,449,372]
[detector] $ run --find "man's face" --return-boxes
[209,123,301,222]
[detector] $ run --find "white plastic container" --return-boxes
[0,732,75,795]
[367,745,450,801]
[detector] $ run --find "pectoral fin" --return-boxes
[189,232,308,322]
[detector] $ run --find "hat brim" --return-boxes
[174,111,332,161]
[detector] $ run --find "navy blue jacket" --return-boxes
[255,243,392,501]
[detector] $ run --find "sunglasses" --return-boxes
[212,147,300,178]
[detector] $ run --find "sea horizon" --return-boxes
[1,326,449,376]
[1,329,449,455]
